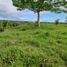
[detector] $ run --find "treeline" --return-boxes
[0,20,67,32]
[0,20,35,32]
[0,20,20,32]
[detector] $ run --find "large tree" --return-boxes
[12,0,67,27]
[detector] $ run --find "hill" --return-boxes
[0,21,67,67]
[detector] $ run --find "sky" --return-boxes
[0,0,67,22]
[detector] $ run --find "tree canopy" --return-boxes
[12,0,67,12]
[12,0,67,27]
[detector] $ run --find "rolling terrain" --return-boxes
[0,21,67,67]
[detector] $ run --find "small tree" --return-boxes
[12,0,67,28]
[65,17,67,22]
[55,19,59,25]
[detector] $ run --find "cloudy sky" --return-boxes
[0,0,67,22]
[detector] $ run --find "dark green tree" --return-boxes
[65,17,67,22]
[55,19,59,25]
[12,0,67,28]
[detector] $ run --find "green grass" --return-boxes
[0,21,67,67]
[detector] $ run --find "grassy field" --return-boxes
[0,21,67,67]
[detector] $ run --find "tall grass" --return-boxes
[0,21,67,67]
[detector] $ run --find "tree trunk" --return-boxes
[35,11,40,28]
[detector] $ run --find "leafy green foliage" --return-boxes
[12,0,67,12]
[0,27,4,32]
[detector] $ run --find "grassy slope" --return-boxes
[0,22,67,67]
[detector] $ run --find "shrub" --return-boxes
[55,19,59,25]
[0,27,4,32]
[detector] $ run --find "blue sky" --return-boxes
[0,9,67,22]
[0,0,67,22]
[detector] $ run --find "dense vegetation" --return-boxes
[0,21,67,67]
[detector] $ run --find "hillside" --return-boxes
[0,21,67,67]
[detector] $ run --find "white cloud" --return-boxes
[59,6,67,11]
[40,11,50,14]
[0,0,17,16]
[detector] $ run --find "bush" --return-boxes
[9,22,19,27]
[0,27,4,32]
[55,19,59,25]
[2,21,8,28]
